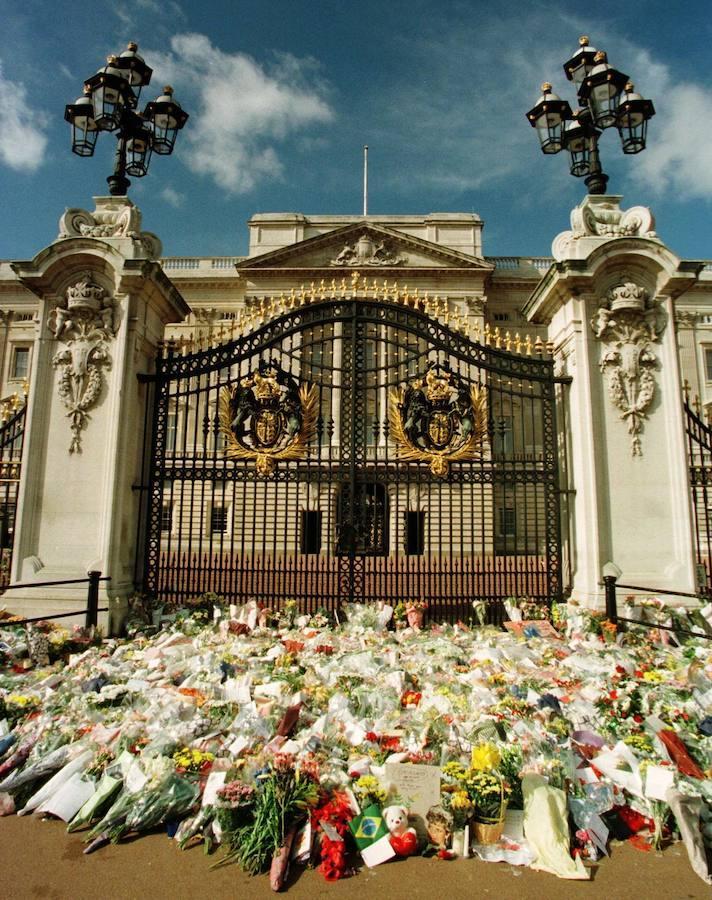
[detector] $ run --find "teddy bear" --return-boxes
[382,804,418,857]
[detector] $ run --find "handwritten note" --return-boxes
[384,762,441,840]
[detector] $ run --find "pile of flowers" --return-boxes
[0,597,710,887]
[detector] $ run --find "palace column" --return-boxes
[4,197,188,632]
[525,195,701,606]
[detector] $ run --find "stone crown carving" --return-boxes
[50,275,116,454]
[591,281,665,457]
[553,196,656,261]
[331,234,406,267]
[58,197,162,260]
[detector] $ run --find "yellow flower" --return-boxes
[470,743,500,772]
[643,670,664,684]
[450,791,474,812]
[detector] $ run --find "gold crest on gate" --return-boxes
[388,363,488,476]
[218,360,318,475]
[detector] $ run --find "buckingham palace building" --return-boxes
[0,193,711,629]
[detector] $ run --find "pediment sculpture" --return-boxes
[330,234,406,267]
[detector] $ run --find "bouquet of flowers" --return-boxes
[217,754,318,882]
[447,790,475,829]
[352,774,387,808]
[215,779,256,837]
[172,747,214,775]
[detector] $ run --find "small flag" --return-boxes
[349,803,388,850]
[349,803,396,866]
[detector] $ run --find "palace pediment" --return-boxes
[236,222,493,274]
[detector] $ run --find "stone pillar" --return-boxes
[525,195,702,606]
[4,197,188,632]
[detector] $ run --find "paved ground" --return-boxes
[1,814,710,900]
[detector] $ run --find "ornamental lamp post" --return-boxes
[64,42,189,196]
[526,36,655,194]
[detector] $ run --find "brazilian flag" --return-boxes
[349,803,389,850]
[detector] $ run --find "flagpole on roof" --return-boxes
[363,145,368,216]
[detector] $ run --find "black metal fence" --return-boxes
[603,573,712,640]
[684,396,712,597]
[1,571,109,630]
[0,402,26,590]
[140,295,569,621]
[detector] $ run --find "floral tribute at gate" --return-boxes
[0,595,711,888]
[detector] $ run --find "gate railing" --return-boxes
[0,398,27,591]
[140,295,569,617]
[1,572,110,629]
[683,394,712,597]
[602,572,712,640]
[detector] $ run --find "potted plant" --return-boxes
[466,769,510,844]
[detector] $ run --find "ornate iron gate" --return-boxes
[0,401,26,590]
[142,295,566,621]
[684,395,712,597]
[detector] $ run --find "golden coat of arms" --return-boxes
[218,360,318,475]
[388,364,488,476]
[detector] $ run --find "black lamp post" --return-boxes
[65,42,189,196]
[526,36,655,194]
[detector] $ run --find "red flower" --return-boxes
[364,731,378,743]
[633,714,644,724]
[609,690,618,700]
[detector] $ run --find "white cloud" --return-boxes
[0,61,47,172]
[373,12,712,204]
[148,33,334,194]
[630,80,712,201]
[161,185,185,207]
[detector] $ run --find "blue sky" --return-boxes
[1,0,712,261]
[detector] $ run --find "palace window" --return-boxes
[11,347,29,380]
[160,504,173,533]
[337,483,388,556]
[301,510,322,554]
[210,504,229,534]
[498,507,516,538]
[705,348,712,382]
[405,511,426,556]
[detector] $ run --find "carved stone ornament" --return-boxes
[674,310,699,330]
[58,197,162,259]
[552,195,656,261]
[590,281,665,457]
[49,275,116,453]
[330,234,406,267]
